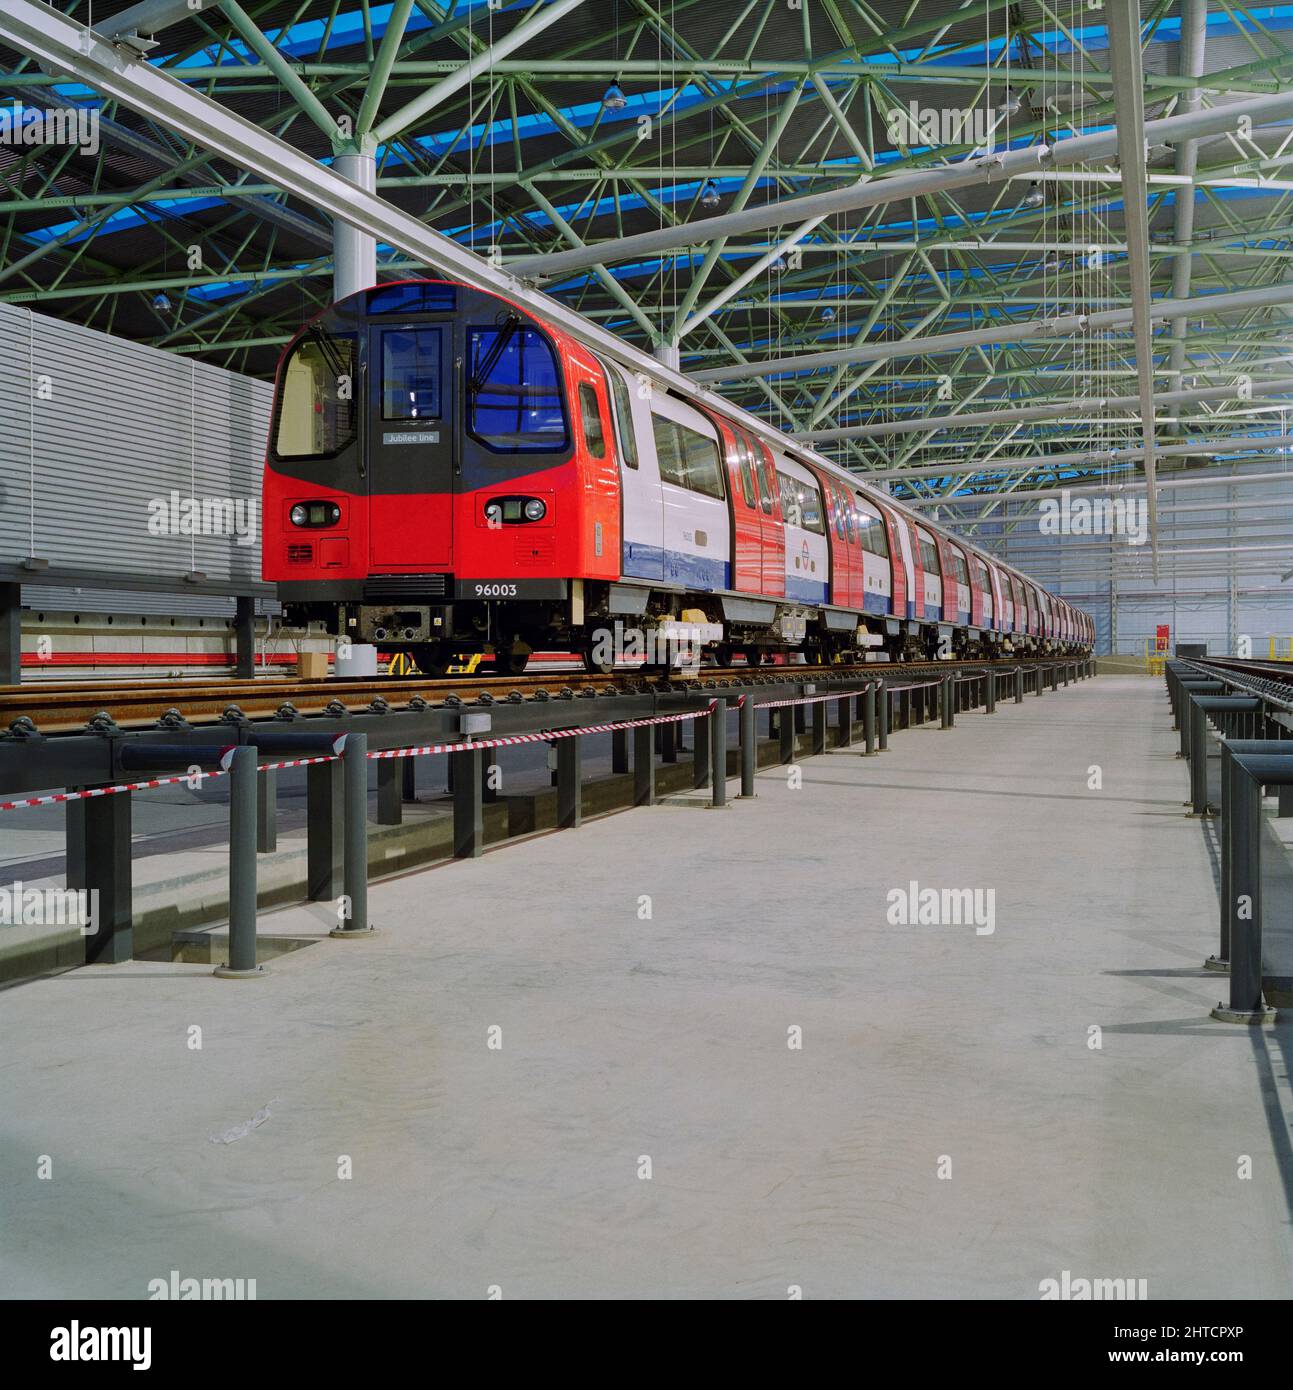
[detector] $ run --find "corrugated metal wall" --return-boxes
[940,462,1293,656]
[0,303,273,588]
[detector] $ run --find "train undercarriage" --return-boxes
[288,575,1066,677]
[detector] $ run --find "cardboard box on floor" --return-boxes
[298,650,329,680]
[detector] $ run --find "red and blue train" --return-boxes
[262,278,1093,674]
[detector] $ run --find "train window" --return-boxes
[367,282,456,315]
[579,382,606,459]
[606,368,638,469]
[778,473,824,533]
[917,533,941,574]
[381,328,442,421]
[679,423,725,500]
[651,414,686,487]
[756,455,776,515]
[273,329,357,460]
[833,486,846,542]
[952,548,970,585]
[466,325,568,452]
[736,438,757,508]
[855,499,888,556]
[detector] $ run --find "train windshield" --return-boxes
[274,328,357,460]
[467,324,568,452]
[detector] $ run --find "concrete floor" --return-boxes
[3,674,1292,1299]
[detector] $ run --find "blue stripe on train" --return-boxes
[785,576,830,604]
[623,543,729,589]
[863,591,890,617]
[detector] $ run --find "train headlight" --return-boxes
[289,501,342,527]
[523,498,546,522]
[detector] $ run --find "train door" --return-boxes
[855,494,892,615]
[972,556,991,631]
[990,562,1010,633]
[749,437,785,597]
[886,505,920,620]
[649,394,730,589]
[718,420,764,594]
[915,527,943,622]
[366,321,454,568]
[814,471,853,607]
[599,356,664,581]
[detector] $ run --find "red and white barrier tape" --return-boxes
[367,705,711,762]
[758,682,881,711]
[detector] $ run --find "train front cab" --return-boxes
[263,279,620,672]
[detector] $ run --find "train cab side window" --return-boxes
[466,325,568,453]
[273,330,357,460]
[606,368,639,469]
[953,549,970,585]
[579,382,606,459]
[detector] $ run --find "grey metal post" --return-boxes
[1213,744,1236,972]
[661,721,677,763]
[795,703,807,735]
[986,671,996,713]
[836,692,852,747]
[66,796,86,891]
[376,758,401,825]
[863,683,876,754]
[739,696,756,797]
[234,595,255,679]
[693,709,711,789]
[215,746,262,975]
[1220,770,1266,1020]
[633,722,655,806]
[453,745,484,857]
[1279,785,1293,817]
[780,703,796,763]
[710,699,727,808]
[941,676,954,729]
[1015,667,1024,704]
[307,759,343,900]
[1189,700,1210,816]
[402,757,417,802]
[878,683,890,750]
[612,728,628,775]
[257,765,278,850]
[1035,667,1044,697]
[811,700,826,755]
[82,788,132,964]
[557,734,582,828]
[899,688,910,729]
[0,581,20,685]
[331,732,373,937]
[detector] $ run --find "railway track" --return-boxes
[0,657,1071,736]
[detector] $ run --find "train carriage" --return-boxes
[263,278,1091,671]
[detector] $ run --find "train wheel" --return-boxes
[497,648,530,675]
[713,642,735,668]
[410,643,452,678]
[742,646,765,667]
